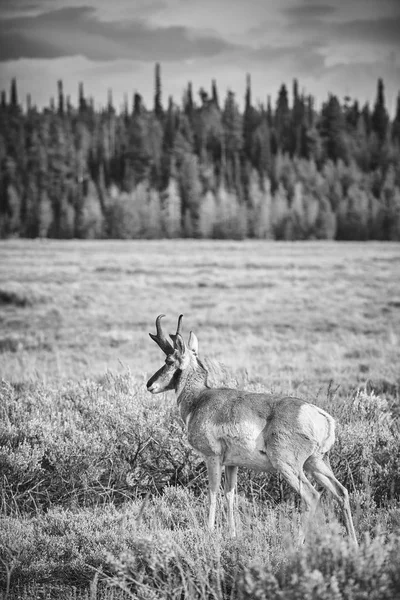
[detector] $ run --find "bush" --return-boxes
[238,527,400,600]
[0,375,205,514]
[1,380,399,515]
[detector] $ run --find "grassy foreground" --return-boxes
[1,240,400,598]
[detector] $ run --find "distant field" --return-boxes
[1,239,399,395]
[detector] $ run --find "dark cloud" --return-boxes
[283,3,336,21]
[0,5,241,62]
[334,17,400,46]
[0,0,45,15]
[281,4,400,49]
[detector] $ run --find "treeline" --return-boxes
[1,66,400,240]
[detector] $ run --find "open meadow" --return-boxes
[1,240,400,599]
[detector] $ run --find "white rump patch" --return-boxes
[298,404,335,452]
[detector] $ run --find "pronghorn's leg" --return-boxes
[206,456,222,532]
[276,461,320,544]
[224,465,238,538]
[305,456,358,545]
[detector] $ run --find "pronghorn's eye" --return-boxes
[165,358,175,366]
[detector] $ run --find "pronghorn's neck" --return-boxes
[176,358,209,422]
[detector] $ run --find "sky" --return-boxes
[0,0,399,113]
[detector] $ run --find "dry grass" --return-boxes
[1,239,400,599]
[1,239,399,398]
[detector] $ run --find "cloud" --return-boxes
[283,3,337,21]
[0,5,241,62]
[333,17,400,46]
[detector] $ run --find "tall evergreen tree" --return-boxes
[391,92,400,146]
[361,103,372,135]
[222,90,243,192]
[211,79,219,109]
[10,77,18,109]
[184,82,194,122]
[319,95,348,162]
[275,84,291,153]
[58,80,64,116]
[291,79,305,156]
[371,78,389,143]
[154,62,163,120]
[266,95,273,127]
[243,74,259,163]
[78,82,86,113]
[107,89,114,114]
[133,92,143,116]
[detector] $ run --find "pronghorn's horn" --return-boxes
[170,314,184,345]
[176,314,183,336]
[149,314,174,355]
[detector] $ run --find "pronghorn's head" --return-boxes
[146,314,199,394]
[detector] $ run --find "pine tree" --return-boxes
[160,96,177,187]
[266,95,273,127]
[222,90,242,191]
[58,80,64,116]
[10,78,18,109]
[337,183,369,240]
[243,74,260,164]
[179,152,201,234]
[23,175,39,237]
[211,79,219,109]
[275,84,291,153]
[391,92,400,145]
[371,79,388,144]
[107,89,114,113]
[251,120,271,178]
[184,82,194,122]
[319,95,348,162]
[126,109,152,184]
[148,116,164,189]
[154,63,163,120]
[78,82,86,113]
[291,79,304,156]
[361,103,372,135]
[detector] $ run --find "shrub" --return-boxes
[1,380,399,516]
[238,527,400,600]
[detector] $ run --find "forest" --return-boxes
[0,64,400,240]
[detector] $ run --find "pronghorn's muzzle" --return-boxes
[146,364,166,393]
[146,379,159,393]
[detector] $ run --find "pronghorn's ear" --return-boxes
[188,331,198,356]
[174,333,186,357]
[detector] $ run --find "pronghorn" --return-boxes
[146,314,358,544]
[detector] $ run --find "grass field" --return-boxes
[1,239,399,389]
[1,240,400,599]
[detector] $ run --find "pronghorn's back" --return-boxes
[184,388,336,471]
